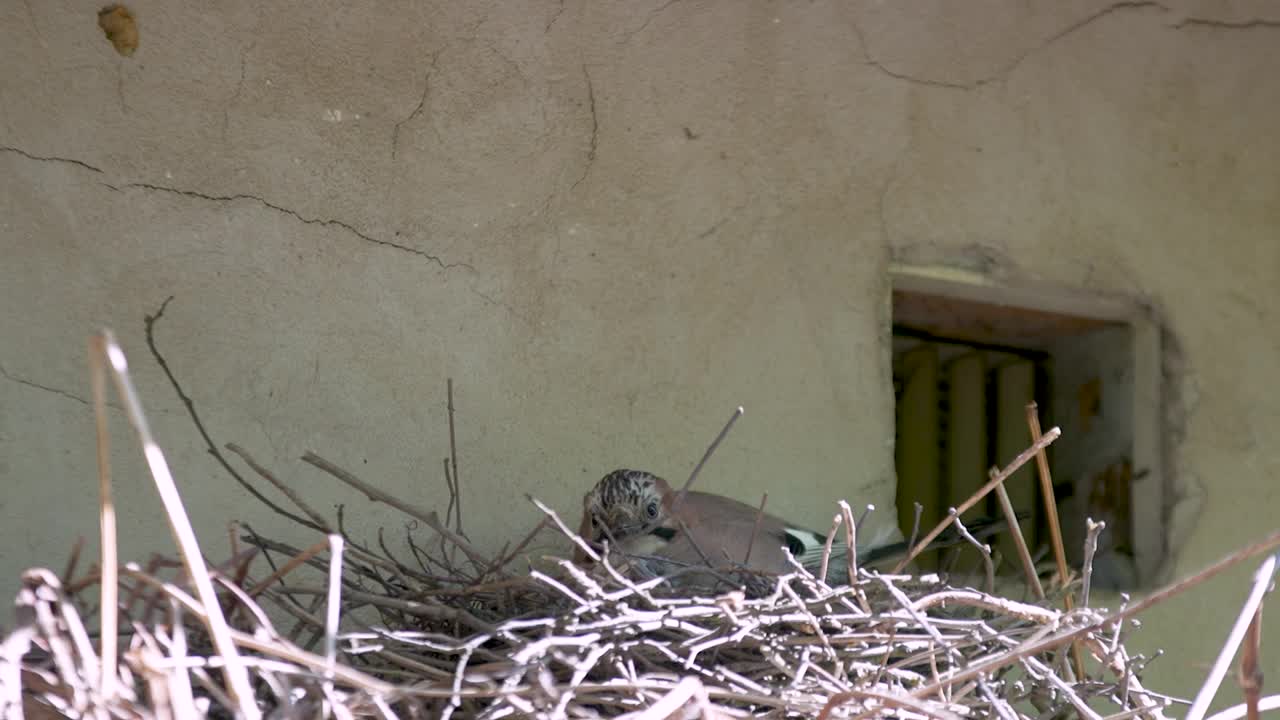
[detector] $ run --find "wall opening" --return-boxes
[890,265,1165,589]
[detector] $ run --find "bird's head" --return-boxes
[575,469,674,560]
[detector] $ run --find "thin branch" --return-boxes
[144,297,327,533]
[839,500,859,585]
[820,681,965,720]
[225,443,331,531]
[818,514,843,585]
[1240,603,1263,720]
[446,378,463,537]
[1026,403,1069,587]
[528,496,599,563]
[1186,554,1277,720]
[742,493,769,567]
[246,539,331,598]
[907,502,924,554]
[1081,519,1106,608]
[948,509,994,594]
[61,536,86,587]
[1025,403,1088,678]
[857,503,876,529]
[480,518,549,583]
[300,451,491,571]
[992,472,1045,600]
[442,457,456,549]
[671,406,744,512]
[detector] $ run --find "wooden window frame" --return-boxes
[890,263,1166,586]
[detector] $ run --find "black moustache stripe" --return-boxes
[649,527,676,541]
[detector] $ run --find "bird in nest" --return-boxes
[574,468,1014,587]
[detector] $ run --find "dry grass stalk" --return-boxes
[670,406,744,513]
[87,334,119,702]
[87,328,258,719]
[741,492,769,567]
[446,377,463,538]
[947,509,994,593]
[818,512,843,585]
[1081,519,1106,608]
[1240,604,1263,720]
[992,475,1045,600]
[1185,554,1277,720]
[1026,402,1070,586]
[1025,402,1086,679]
[225,442,332,532]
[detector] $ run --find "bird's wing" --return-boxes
[672,494,899,574]
[661,491,797,572]
[786,523,900,569]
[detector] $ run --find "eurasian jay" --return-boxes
[574,468,1011,585]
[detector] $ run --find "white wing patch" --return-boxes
[784,524,901,568]
[783,527,832,567]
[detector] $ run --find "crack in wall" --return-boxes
[848,20,970,91]
[483,41,528,85]
[545,0,566,33]
[877,142,910,246]
[111,182,474,272]
[0,145,103,174]
[0,359,180,418]
[3,144,488,318]
[0,362,92,406]
[116,66,128,115]
[696,216,729,239]
[853,1,1168,91]
[21,0,44,48]
[1174,16,1280,29]
[531,64,596,217]
[697,198,749,239]
[222,42,254,141]
[469,287,534,325]
[851,2,1280,91]
[620,0,683,44]
[391,50,442,160]
[570,64,598,192]
[991,1,1170,86]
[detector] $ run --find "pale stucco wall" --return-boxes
[3,0,1278,706]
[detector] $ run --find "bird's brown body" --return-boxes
[574,469,849,579]
[575,469,1015,586]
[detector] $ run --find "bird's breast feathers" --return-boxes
[615,528,673,557]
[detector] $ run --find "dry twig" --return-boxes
[670,406,743,512]
[1186,554,1277,720]
[742,493,769,567]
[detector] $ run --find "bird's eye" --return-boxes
[645,501,659,518]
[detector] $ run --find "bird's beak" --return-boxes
[606,510,648,540]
